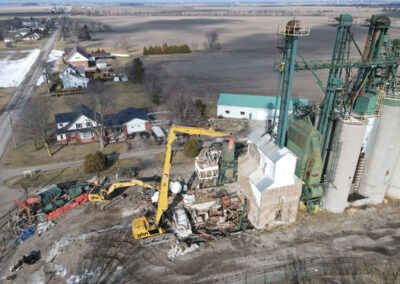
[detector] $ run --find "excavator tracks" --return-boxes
[139,233,176,246]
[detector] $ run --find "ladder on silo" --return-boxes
[352,154,367,191]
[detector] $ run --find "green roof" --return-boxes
[217,93,308,111]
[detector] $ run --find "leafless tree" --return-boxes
[205,31,221,50]
[40,60,55,94]
[163,78,201,125]
[19,97,52,156]
[84,81,112,150]
[143,73,161,104]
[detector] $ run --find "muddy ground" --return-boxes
[3,192,400,283]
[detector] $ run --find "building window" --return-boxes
[76,123,82,129]
[86,122,91,127]
[58,123,63,128]
[59,134,64,140]
[240,111,245,115]
[80,131,93,139]
[225,110,230,114]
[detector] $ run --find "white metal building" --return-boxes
[217,93,308,121]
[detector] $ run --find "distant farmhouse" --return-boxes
[217,93,308,121]
[63,46,90,69]
[60,64,89,89]
[55,104,151,144]
[1,17,55,42]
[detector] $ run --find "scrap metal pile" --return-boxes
[9,182,91,234]
[182,187,249,238]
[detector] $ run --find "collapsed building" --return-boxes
[238,128,302,229]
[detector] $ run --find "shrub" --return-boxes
[195,99,206,116]
[142,43,192,55]
[184,138,200,157]
[84,151,108,174]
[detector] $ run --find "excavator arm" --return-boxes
[154,125,231,226]
[106,179,155,196]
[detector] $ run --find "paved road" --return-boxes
[0,28,60,215]
[0,27,60,160]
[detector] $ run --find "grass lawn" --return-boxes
[2,140,130,168]
[6,158,141,190]
[0,87,15,114]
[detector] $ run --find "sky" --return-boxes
[0,0,397,4]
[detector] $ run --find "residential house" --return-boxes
[55,105,151,144]
[60,64,89,89]
[104,107,151,142]
[55,104,99,144]
[22,33,41,41]
[63,46,90,69]
[95,59,107,70]
[60,64,85,77]
[238,128,302,229]
[21,18,41,28]
[217,93,308,122]
[19,28,31,37]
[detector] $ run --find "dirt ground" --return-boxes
[70,13,400,103]
[2,190,400,284]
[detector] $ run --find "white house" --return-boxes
[62,73,89,89]
[55,104,99,144]
[217,93,308,121]
[105,107,151,134]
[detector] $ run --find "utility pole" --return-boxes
[8,111,17,150]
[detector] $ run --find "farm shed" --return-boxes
[217,93,308,121]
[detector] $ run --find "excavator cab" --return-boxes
[88,186,108,202]
[131,216,165,239]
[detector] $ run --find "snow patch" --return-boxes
[111,53,130,57]
[47,224,131,262]
[55,264,67,277]
[47,49,63,71]
[67,269,94,284]
[0,49,40,87]
[36,74,45,86]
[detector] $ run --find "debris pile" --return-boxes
[10,182,91,234]
[167,241,199,259]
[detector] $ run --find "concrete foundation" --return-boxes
[322,118,367,213]
[359,99,400,204]
[387,149,400,199]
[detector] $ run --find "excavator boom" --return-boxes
[132,125,230,240]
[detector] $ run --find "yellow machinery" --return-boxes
[132,125,230,240]
[89,179,155,210]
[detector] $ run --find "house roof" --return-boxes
[64,46,89,61]
[61,64,85,77]
[105,107,150,126]
[217,93,308,111]
[55,104,100,134]
[91,53,111,58]
[55,105,150,134]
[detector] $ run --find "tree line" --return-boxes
[143,43,191,56]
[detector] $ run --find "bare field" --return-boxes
[71,13,400,103]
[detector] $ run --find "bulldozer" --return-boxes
[131,125,231,243]
[89,179,156,210]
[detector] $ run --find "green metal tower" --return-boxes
[318,14,353,160]
[351,15,391,105]
[274,20,310,148]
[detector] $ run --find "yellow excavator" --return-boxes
[131,125,231,241]
[89,179,155,210]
